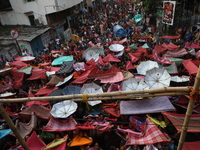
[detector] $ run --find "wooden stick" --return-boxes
[0,87,190,103]
[0,105,30,150]
[177,67,200,150]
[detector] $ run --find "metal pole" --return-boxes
[0,104,30,150]
[177,67,200,150]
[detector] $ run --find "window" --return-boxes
[28,15,36,26]
[24,0,35,3]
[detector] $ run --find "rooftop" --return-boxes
[0,25,50,41]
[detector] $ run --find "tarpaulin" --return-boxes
[18,131,46,150]
[183,141,200,150]
[15,113,37,138]
[120,96,175,115]
[20,105,51,120]
[43,117,77,131]
[164,48,188,57]
[182,59,198,75]
[10,70,24,89]
[27,69,46,80]
[162,111,200,132]
[126,119,169,145]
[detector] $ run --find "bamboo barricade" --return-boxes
[0,87,190,103]
[177,66,200,150]
[0,105,30,150]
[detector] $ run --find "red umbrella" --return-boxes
[27,69,46,80]
[154,45,167,54]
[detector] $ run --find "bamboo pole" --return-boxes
[177,67,200,150]
[0,104,30,150]
[0,87,190,103]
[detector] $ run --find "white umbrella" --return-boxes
[50,100,78,118]
[122,78,149,91]
[145,68,171,89]
[137,60,159,75]
[56,74,73,87]
[171,76,190,82]
[109,44,124,52]
[20,56,35,62]
[80,83,103,106]
[73,62,85,72]
[83,49,100,62]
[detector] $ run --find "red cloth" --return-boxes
[88,65,121,78]
[77,121,95,130]
[49,67,61,72]
[135,47,147,54]
[9,61,28,69]
[128,53,140,62]
[10,70,24,89]
[35,87,58,96]
[25,92,49,107]
[43,117,77,131]
[183,141,200,150]
[162,35,180,39]
[182,59,198,75]
[103,54,120,62]
[27,69,46,80]
[126,61,136,70]
[18,131,46,150]
[126,118,168,145]
[103,107,120,118]
[166,42,179,50]
[154,45,167,54]
[51,50,65,54]
[151,53,173,64]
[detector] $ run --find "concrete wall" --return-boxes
[0,0,83,26]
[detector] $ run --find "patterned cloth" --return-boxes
[164,48,188,57]
[162,111,200,132]
[151,53,173,64]
[20,105,51,120]
[126,118,169,145]
[56,60,75,74]
[43,117,77,131]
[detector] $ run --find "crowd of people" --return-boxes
[1,0,200,150]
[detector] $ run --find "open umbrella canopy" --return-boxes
[80,82,103,106]
[142,43,149,49]
[171,76,190,82]
[145,68,171,89]
[129,44,138,50]
[52,56,74,66]
[0,67,12,76]
[62,85,81,95]
[109,44,124,52]
[56,74,74,87]
[83,49,100,62]
[137,61,159,75]
[50,100,78,118]
[20,56,35,62]
[122,78,149,91]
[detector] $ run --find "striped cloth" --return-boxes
[20,105,51,120]
[164,48,188,57]
[162,111,200,132]
[43,117,77,131]
[126,118,169,145]
[151,53,173,64]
